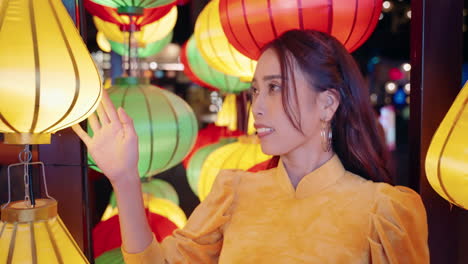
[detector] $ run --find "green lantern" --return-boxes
[185,36,250,93]
[109,31,173,58]
[108,179,179,208]
[96,248,123,264]
[187,138,236,196]
[88,77,198,178]
[89,0,175,11]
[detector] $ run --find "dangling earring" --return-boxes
[320,119,332,152]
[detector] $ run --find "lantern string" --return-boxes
[18,145,35,208]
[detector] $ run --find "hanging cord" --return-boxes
[18,144,35,208]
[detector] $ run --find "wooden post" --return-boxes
[410,0,468,263]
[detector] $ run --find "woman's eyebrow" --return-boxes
[252,74,283,82]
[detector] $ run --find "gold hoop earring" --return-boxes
[320,120,332,152]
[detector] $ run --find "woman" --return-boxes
[73,30,429,263]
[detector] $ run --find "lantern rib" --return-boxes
[40,0,81,134]
[111,0,128,7]
[45,221,64,264]
[158,90,180,172]
[297,0,303,29]
[436,99,468,207]
[0,222,5,237]
[240,0,261,50]
[28,0,41,133]
[6,223,17,264]
[221,0,249,58]
[0,114,20,133]
[30,222,38,264]
[58,217,89,260]
[266,0,278,38]
[0,0,8,31]
[137,85,155,176]
[343,0,359,46]
[349,0,377,51]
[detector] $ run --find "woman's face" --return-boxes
[251,48,330,156]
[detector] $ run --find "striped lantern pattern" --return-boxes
[88,0,175,9]
[219,0,382,59]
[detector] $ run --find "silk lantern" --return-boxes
[187,138,236,196]
[194,0,256,82]
[109,31,173,58]
[185,36,250,93]
[219,0,382,59]
[425,81,468,209]
[89,77,198,178]
[0,0,102,144]
[198,135,271,200]
[93,6,177,47]
[180,42,218,91]
[95,248,124,264]
[88,0,175,10]
[84,0,174,29]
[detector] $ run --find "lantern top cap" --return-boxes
[1,198,58,223]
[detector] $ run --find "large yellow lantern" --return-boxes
[425,81,468,209]
[198,135,271,200]
[0,0,102,144]
[215,94,255,134]
[93,6,177,47]
[194,0,256,82]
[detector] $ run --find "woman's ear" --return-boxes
[318,89,340,122]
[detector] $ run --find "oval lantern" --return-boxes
[89,0,175,9]
[198,135,271,200]
[194,0,256,82]
[109,31,173,58]
[180,42,218,91]
[93,6,177,47]
[0,0,102,144]
[426,81,468,209]
[84,0,174,29]
[185,36,250,93]
[89,77,198,178]
[219,0,382,59]
[187,138,237,196]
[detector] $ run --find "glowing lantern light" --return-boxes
[180,42,218,91]
[89,77,198,178]
[109,31,173,58]
[97,31,112,52]
[198,135,271,200]
[426,81,468,209]
[219,0,382,59]
[194,0,257,82]
[88,0,175,9]
[215,94,256,134]
[185,36,250,93]
[0,0,102,144]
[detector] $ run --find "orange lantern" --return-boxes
[219,0,382,59]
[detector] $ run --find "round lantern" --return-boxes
[194,0,256,82]
[219,0,382,59]
[426,81,468,209]
[180,42,218,91]
[198,135,271,200]
[89,77,198,178]
[89,0,175,9]
[182,123,243,168]
[93,6,177,47]
[84,0,174,29]
[101,196,187,228]
[0,0,102,144]
[109,31,173,58]
[108,179,180,208]
[93,213,177,259]
[187,138,237,195]
[185,36,250,93]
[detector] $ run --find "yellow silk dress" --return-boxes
[122,155,429,263]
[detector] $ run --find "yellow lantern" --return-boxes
[97,31,111,53]
[0,0,102,144]
[194,0,256,82]
[198,135,271,200]
[93,6,177,47]
[215,94,256,134]
[101,195,187,229]
[425,81,468,209]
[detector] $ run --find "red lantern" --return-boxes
[182,123,243,168]
[247,156,279,172]
[93,212,177,258]
[180,42,218,91]
[219,0,382,59]
[84,0,174,30]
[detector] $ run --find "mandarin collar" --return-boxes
[274,154,346,199]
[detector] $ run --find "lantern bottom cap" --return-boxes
[3,133,51,144]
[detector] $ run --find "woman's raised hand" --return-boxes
[72,90,140,185]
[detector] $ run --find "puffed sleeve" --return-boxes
[368,184,429,264]
[122,169,241,264]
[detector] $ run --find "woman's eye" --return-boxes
[249,87,259,95]
[269,83,281,92]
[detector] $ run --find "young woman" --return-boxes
[73,30,429,263]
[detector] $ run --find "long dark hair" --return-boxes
[264,30,392,184]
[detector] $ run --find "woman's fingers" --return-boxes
[96,104,110,124]
[117,107,137,138]
[88,113,101,132]
[101,90,121,123]
[71,124,91,146]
